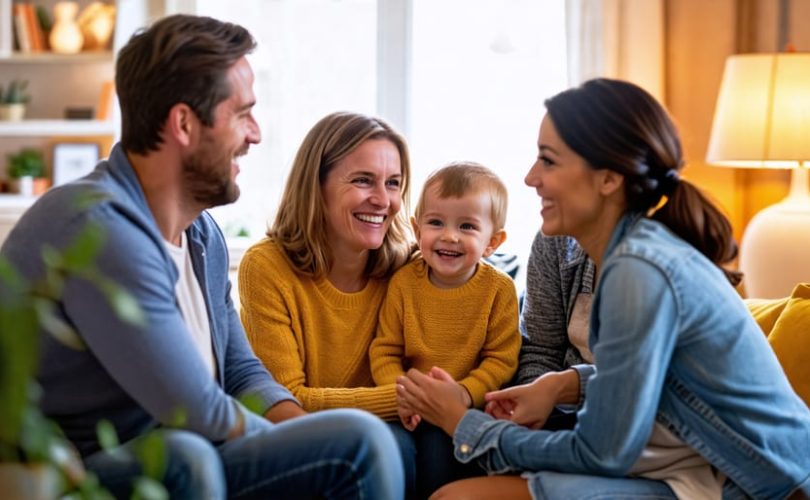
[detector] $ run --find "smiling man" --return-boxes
[0,14,403,499]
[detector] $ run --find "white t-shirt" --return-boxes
[631,422,726,499]
[568,293,594,363]
[164,232,217,378]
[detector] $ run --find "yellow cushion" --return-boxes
[746,284,810,407]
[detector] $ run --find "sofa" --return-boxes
[746,283,810,407]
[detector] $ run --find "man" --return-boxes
[1,14,403,499]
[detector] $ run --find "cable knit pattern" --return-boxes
[370,257,521,409]
[238,238,398,419]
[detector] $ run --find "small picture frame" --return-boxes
[52,142,100,186]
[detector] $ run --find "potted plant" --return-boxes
[0,206,167,499]
[6,149,49,196]
[0,80,30,122]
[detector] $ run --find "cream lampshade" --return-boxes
[706,53,810,299]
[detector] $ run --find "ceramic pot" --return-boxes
[0,463,60,500]
[9,176,34,196]
[0,103,26,121]
[50,1,84,54]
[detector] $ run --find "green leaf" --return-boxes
[73,190,112,211]
[33,298,86,350]
[238,393,265,415]
[134,431,167,482]
[61,224,106,272]
[41,245,63,269]
[96,278,146,327]
[130,477,169,500]
[166,407,188,428]
[0,256,25,295]
[0,305,38,453]
[96,420,119,452]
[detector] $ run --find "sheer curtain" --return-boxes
[565,0,664,100]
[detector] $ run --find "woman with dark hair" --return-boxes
[396,78,810,499]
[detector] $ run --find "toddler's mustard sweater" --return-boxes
[370,257,521,408]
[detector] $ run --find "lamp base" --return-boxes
[740,193,810,299]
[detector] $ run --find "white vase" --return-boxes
[10,176,35,196]
[50,1,84,54]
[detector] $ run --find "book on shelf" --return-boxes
[12,4,31,53]
[96,80,116,121]
[12,2,48,54]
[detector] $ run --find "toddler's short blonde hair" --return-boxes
[414,162,508,231]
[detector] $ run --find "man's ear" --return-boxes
[482,229,507,258]
[165,103,197,147]
[410,216,420,241]
[599,169,625,197]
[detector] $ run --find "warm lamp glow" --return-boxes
[707,54,810,168]
[706,53,810,299]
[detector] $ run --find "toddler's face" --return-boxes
[413,185,502,288]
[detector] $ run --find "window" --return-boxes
[196,0,567,286]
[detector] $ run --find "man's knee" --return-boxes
[160,430,225,498]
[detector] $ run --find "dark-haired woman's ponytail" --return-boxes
[651,180,742,286]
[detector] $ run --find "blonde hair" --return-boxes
[269,111,413,279]
[414,162,508,231]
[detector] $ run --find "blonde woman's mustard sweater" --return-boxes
[370,257,521,408]
[238,239,398,419]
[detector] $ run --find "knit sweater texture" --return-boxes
[516,232,595,385]
[370,257,521,408]
[239,238,398,419]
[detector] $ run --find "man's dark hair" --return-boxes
[115,15,256,154]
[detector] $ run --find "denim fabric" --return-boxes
[525,470,675,500]
[86,409,404,499]
[452,215,810,499]
[84,429,225,499]
[388,421,481,500]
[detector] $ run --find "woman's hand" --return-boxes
[485,369,579,429]
[396,366,469,436]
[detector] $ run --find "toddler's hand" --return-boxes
[398,407,421,431]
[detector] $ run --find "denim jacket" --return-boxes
[453,215,810,499]
[1,144,296,456]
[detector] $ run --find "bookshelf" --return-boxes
[0,0,157,243]
[0,0,151,190]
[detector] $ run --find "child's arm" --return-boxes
[458,279,521,408]
[369,282,408,385]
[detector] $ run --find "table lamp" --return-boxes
[706,53,810,299]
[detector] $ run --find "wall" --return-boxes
[664,0,810,243]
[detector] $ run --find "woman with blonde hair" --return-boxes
[239,111,426,493]
[240,111,412,415]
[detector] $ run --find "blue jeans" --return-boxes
[84,408,404,499]
[525,471,675,499]
[388,422,482,500]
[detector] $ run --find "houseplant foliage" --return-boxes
[7,148,46,180]
[0,80,30,121]
[6,148,49,196]
[0,191,167,499]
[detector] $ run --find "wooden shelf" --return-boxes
[0,119,116,137]
[0,51,113,64]
[0,193,37,209]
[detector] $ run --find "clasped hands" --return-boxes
[396,367,575,436]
